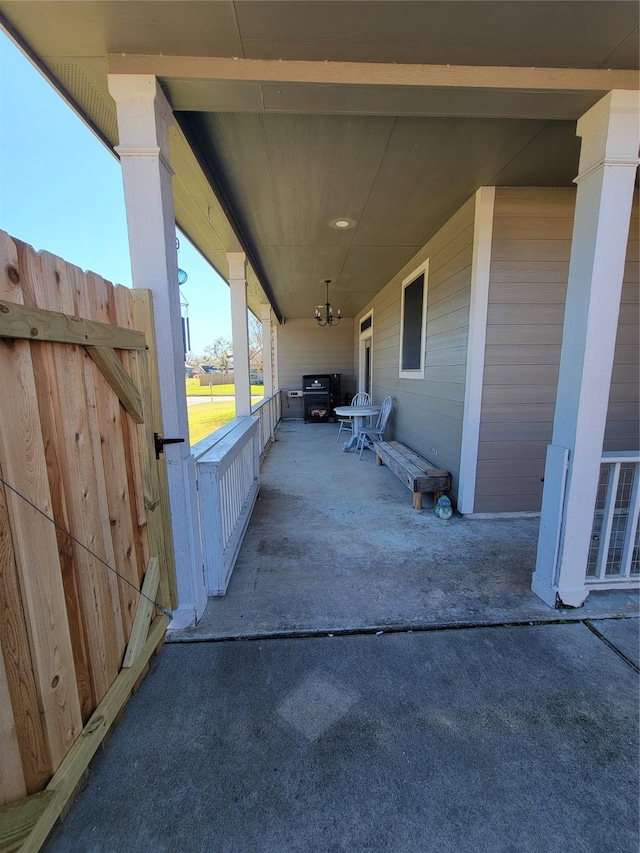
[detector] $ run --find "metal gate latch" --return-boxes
[154,433,185,459]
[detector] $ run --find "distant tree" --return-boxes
[248,313,263,371]
[203,336,232,370]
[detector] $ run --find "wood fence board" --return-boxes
[0,234,83,772]
[0,455,53,799]
[0,299,146,350]
[0,790,55,853]
[16,242,94,724]
[112,286,149,582]
[80,271,143,645]
[66,261,127,678]
[85,345,144,423]
[0,643,27,805]
[130,291,178,610]
[15,615,169,853]
[33,253,124,706]
[0,234,166,810]
[122,558,160,668]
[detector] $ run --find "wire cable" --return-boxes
[0,474,173,620]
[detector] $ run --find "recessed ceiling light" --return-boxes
[329,217,356,230]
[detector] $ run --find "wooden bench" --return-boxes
[372,440,451,510]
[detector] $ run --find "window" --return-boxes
[399,260,428,379]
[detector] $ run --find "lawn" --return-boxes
[186,378,264,397]
[187,401,238,445]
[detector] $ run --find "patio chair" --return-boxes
[357,396,393,459]
[336,391,371,442]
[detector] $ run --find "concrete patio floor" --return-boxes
[172,421,639,642]
[46,619,639,852]
[45,423,639,851]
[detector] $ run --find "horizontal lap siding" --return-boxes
[277,319,356,418]
[354,196,475,502]
[475,186,639,513]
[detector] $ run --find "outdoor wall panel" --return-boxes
[354,195,476,502]
[277,318,355,418]
[474,186,639,513]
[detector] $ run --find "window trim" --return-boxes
[398,259,429,380]
[358,309,373,395]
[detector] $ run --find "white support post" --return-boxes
[261,304,275,439]
[261,304,274,398]
[107,74,206,627]
[532,90,640,608]
[228,252,251,417]
[458,186,495,515]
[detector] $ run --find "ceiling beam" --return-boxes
[108,55,639,93]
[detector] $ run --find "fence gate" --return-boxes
[0,231,176,850]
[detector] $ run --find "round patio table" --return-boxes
[334,405,380,452]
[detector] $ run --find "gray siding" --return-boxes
[475,186,639,513]
[276,318,356,419]
[354,196,476,502]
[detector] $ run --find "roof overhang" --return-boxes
[1,1,638,321]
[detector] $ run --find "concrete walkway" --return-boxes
[46,619,639,852]
[174,421,638,641]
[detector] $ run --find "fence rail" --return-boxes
[586,451,640,589]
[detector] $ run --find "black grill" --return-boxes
[303,374,341,423]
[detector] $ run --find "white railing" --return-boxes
[586,451,640,589]
[191,391,282,595]
[252,389,282,459]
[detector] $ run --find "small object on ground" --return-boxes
[435,495,453,520]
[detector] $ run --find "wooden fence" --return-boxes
[0,231,176,848]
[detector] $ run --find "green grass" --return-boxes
[187,401,238,445]
[186,378,264,397]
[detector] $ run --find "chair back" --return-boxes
[352,391,371,406]
[375,396,393,432]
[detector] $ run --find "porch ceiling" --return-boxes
[1,1,638,321]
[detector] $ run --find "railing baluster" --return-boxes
[194,391,281,594]
[595,462,621,579]
[619,463,640,578]
[587,452,640,590]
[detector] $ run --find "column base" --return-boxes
[167,603,199,630]
[531,574,589,609]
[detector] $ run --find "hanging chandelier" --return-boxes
[315,280,341,327]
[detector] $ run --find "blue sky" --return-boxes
[0,31,231,354]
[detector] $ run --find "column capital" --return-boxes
[575,90,640,182]
[227,252,247,281]
[260,304,272,322]
[107,74,173,162]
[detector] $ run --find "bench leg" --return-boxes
[376,455,383,466]
[413,491,423,510]
[434,491,444,503]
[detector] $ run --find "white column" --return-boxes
[107,74,206,627]
[532,90,640,608]
[458,187,495,515]
[228,252,251,417]
[260,304,274,398]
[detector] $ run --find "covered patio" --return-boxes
[173,420,638,642]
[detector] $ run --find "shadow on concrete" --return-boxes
[174,422,638,641]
